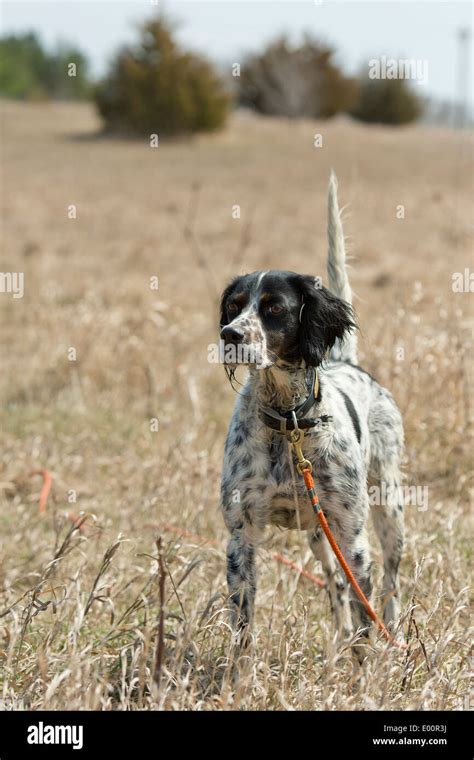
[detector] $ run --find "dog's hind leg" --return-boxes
[368,393,405,629]
[369,464,404,629]
[307,527,353,640]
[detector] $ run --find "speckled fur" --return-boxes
[220,179,404,658]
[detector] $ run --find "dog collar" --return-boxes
[258,367,321,434]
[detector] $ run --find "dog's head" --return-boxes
[219,270,356,369]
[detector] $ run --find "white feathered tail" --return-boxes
[327,171,358,363]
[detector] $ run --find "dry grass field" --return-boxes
[0,100,472,710]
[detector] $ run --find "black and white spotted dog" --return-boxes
[219,174,404,658]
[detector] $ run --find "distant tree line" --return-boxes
[0,22,423,134]
[0,31,90,100]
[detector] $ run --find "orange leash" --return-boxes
[271,552,325,588]
[29,469,53,514]
[289,429,406,650]
[28,469,89,531]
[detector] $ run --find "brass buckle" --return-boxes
[287,415,313,474]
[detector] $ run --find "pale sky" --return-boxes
[1,1,473,104]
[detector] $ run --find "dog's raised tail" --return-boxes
[327,171,358,363]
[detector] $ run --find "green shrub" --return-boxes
[95,19,231,136]
[237,35,358,119]
[351,76,423,125]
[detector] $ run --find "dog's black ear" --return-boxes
[219,278,238,328]
[294,275,356,366]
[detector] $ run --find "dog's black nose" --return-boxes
[220,325,245,343]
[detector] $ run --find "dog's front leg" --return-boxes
[221,471,265,653]
[221,406,268,660]
[226,526,258,648]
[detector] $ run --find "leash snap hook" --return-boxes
[287,418,313,474]
[288,411,300,440]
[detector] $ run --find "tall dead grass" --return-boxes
[0,102,472,710]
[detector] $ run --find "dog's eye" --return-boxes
[227,302,239,314]
[268,304,284,315]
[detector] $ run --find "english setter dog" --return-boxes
[219,173,404,660]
